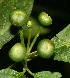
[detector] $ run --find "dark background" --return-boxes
[0,0,70,78]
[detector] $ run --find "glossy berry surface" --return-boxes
[37,39,55,58]
[9,43,26,62]
[9,9,28,26]
[38,12,52,26]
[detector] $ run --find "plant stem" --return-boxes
[23,68,27,74]
[26,67,35,77]
[22,27,41,77]
[27,28,32,52]
[19,30,25,46]
[7,63,16,69]
[28,30,40,53]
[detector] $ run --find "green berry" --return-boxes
[38,12,52,26]
[9,43,26,62]
[37,39,55,58]
[9,9,28,26]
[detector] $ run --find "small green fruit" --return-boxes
[37,39,55,58]
[9,43,26,62]
[38,12,52,26]
[9,9,28,26]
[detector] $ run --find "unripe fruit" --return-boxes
[9,9,28,26]
[9,43,26,62]
[38,12,52,26]
[37,39,55,58]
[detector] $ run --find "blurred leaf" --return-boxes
[0,30,14,49]
[23,17,50,38]
[51,24,70,63]
[0,0,34,49]
[0,68,28,78]
[34,71,62,78]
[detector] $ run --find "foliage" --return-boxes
[52,24,70,63]
[0,0,70,78]
[35,71,62,78]
[0,0,34,48]
[0,68,27,78]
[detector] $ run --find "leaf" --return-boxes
[34,71,62,78]
[0,0,4,8]
[0,0,34,49]
[56,24,70,44]
[0,30,14,49]
[0,68,28,78]
[51,24,70,62]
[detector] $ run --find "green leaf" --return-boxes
[51,24,70,62]
[56,24,70,44]
[34,71,62,78]
[0,0,34,49]
[0,30,14,49]
[0,0,4,8]
[0,68,28,78]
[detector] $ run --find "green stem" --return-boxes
[23,68,27,74]
[27,28,32,52]
[28,31,40,53]
[22,27,41,77]
[26,67,35,77]
[7,63,16,69]
[19,30,25,46]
